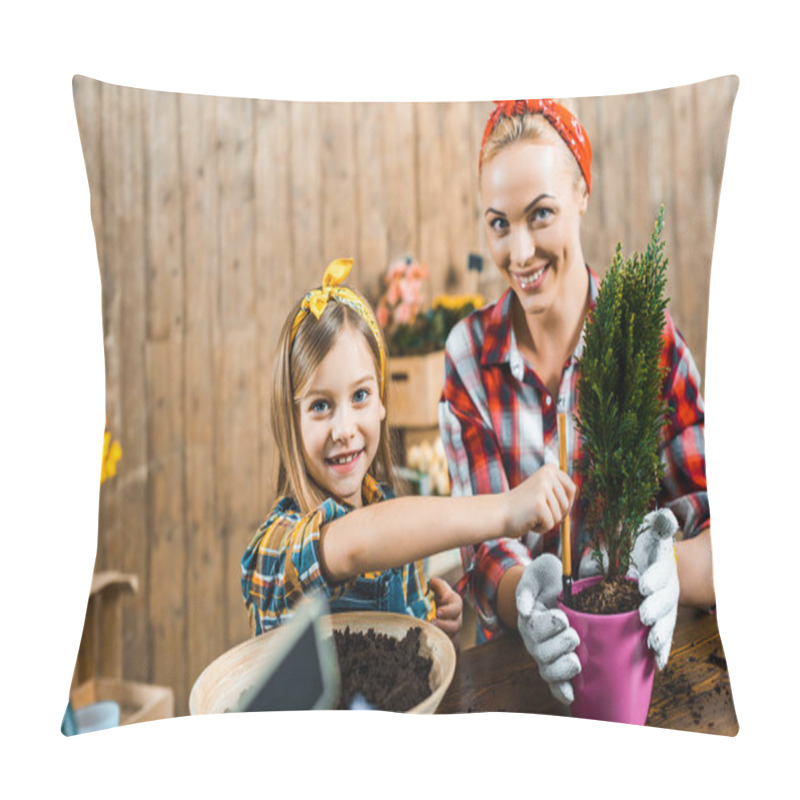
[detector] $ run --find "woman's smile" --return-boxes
[512,262,551,292]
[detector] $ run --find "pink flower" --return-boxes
[385,281,400,306]
[387,261,407,281]
[398,282,421,313]
[377,305,389,329]
[408,262,428,280]
[395,304,412,324]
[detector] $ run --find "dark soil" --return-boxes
[570,577,642,614]
[707,651,728,670]
[646,645,732,729]
[331,626,432,712]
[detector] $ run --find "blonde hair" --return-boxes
[480,102,588,197]
[271,289,396,513]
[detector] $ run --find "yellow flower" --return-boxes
[433,294,485,312]
[101,429,122,485]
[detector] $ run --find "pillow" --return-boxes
[69,75,738,733]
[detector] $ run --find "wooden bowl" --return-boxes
[189,611,456,716]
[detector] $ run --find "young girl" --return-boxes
[241,257,575,645]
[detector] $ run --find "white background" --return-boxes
[1,1,796,796]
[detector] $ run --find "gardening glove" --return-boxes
[629,508,680,670]
[516,554,581,705]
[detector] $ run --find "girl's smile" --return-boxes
[326,449,364,473]
[297,325,386,508]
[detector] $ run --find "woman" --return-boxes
[439,99,714,702]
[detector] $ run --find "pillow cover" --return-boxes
[69,75,738,732]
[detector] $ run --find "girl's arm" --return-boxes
[319,464,574,583]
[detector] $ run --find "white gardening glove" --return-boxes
[629,508,680,670]
[516,554,581,705]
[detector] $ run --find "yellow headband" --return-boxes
[290,258,386,398]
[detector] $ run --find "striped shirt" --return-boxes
[439,268,709,640]
[241,474,436,635]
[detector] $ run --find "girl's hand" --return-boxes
[506,464,575,539]
[429,577,463,650]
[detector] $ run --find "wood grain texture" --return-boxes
[443,101,477,293]
[354,101,388,296]
[289,101,323,295]
[179,91,228,690]
[219,324,260,650]
[74,76,736,718]
[253,98,292,546]
[145,338,187,710]
[102,82,151,685]
[416,102,448,306]
[320,102,358,263]
[73,77,112,577]
[382,102,418,274]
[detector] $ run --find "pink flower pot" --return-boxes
[559,575,655,725]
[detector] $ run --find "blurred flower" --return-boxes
[377,305,389,329]
[101,427,122,485]
[377,258,486,357]
[406,436,450,496]
[376,255,428,337]
[433,294,485,312]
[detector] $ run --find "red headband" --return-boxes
[479,99,592,194]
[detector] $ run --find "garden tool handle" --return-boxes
[557,413,572,577]
[557,412,572,607]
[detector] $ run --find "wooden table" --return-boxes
[436,607,738,735]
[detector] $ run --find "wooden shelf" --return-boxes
[71,677,174,726]
[388,351,445,428]
[71,570,175,727]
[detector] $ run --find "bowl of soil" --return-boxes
[327,612,456,714]
[189,611,456,716]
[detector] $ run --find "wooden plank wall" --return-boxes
[72,75,736,716]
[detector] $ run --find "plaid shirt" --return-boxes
[439,268,709,640]
[241,474,436,635]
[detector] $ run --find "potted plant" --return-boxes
[561,206,672,724]
[376,255,483,428]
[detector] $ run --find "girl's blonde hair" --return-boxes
[480,101,588,198]
[271,289,396,513]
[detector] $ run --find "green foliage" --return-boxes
[575,207,670,580]
[386,301,482,356]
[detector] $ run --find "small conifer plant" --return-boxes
[575,206,670,583]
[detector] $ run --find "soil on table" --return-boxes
[570,577,642,614]
[646,645,733,730]
[332,626,432,712]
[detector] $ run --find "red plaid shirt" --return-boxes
[439,268,709,640]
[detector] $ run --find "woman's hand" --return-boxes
[630,509,680,670]
[506,464,575,539]
[429,577,463,649]
[516,553,581,705]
